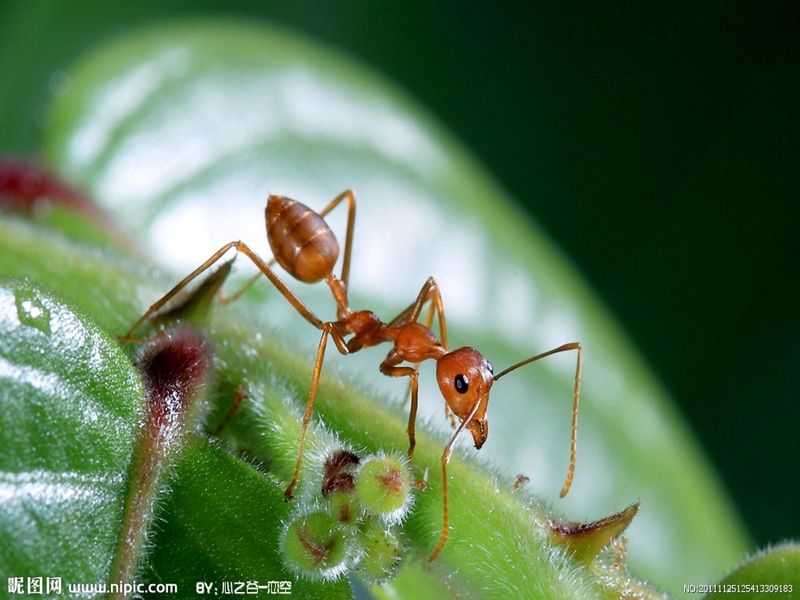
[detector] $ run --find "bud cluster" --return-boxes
[281,449,414,583]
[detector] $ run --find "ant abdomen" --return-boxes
[266,195,340,283]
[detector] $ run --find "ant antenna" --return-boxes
[494,342,582,497]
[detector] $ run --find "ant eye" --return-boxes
[487,361,493,375]
[454,374,469,394]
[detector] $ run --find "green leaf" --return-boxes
[0,278,142,583]
[0,18,758,598]
[707,544,800,600]
[145,437,351,599]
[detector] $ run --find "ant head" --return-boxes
[436,347,494,449]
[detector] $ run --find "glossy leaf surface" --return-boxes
[0,278,141,583]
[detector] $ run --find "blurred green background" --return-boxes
[0,0,797,554]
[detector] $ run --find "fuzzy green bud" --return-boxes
[282,510,349,580]
[328,490,360,525]
[354,454,413,523]
[355,521,403,583]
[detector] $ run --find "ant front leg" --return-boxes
[379,361,420,460]
[444,403,457,428]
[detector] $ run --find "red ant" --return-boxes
[125,190,582,562]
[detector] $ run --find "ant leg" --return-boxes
[125,242,238,338]
[127,241,330,340]
[309,190,357,322]
[234,242,333,329]
[126,243,247,338]
[420,283,447,349]
[218,272,261,305]
[285,322,350,500]
[220,249,282,306]
[494,342,582,498]
[387,277,449,412]
[387,277,448,349]
[444,403,457,428]
[121,259,235,340]
[427,391,484,562]
[415,264,450,431]
[211,386,248,436]
[221,248,353,500]
[315,189,357,290]
[379,362,420,459]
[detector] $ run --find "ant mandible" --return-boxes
[125,190,583,562]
